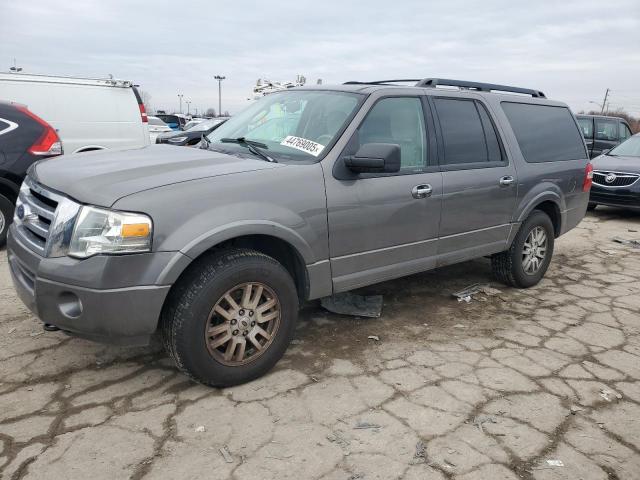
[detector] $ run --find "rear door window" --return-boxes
[595,118,619,141]
[433,98,503,166]
[501,102,587,162]
[619,123,633,141]
[577,117,594,139]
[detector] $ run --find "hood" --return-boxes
[31,144,282,207]
[592,154,640,173]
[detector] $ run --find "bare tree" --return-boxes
[205,108,217,118]
[223,110,230,117]
[138,89,153,113]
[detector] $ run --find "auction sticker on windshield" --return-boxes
[280,136,325,157]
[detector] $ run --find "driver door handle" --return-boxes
[412,184,432,199]
[499,175,515,187]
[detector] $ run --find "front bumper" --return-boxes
[7,227,177,345]
[589,184,640,211]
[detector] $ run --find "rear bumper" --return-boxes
[7,227,176,345]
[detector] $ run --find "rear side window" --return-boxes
[433,98,503,166]
[619,123,632,141]
[595,118,618,141]
[501,102,586,163]
[577,117,593,139]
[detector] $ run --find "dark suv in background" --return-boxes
[7,78,590,387]
[577,114,633,158]
[0,102,62,246]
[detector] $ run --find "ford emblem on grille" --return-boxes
[605,173,617,184]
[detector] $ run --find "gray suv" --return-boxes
[7,78,591,386]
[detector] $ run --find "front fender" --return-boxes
[180,220,316,264]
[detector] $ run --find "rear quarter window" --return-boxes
[502,102,587,163]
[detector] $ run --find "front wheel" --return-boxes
[492,210,555,288]
[161,249,298,387]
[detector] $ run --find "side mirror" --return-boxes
[343,143,401,174]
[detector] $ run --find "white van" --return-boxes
[0,73,150,153]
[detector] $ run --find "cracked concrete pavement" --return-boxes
[1,208,639,480]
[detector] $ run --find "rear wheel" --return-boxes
[492,210,555,288]
[161,249,298,387]
[0,194,15,248]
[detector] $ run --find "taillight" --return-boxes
[583,162,594,192]
[139,103,148,123]
[16,106,63,157]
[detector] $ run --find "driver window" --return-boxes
[357,97,427,171]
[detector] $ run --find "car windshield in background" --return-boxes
[609,135,640,157]
[191,119,224,132]
[157,115,180,125]
[206,90,362,161]
[149,117,167,126]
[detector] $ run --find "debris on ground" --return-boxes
[612,236,640,248]
[546,459,564,467]
[353,421,382,430]
[453,324,467,329]
[600,389,622,402]
[452,283,501,302]
[367,335,380,342]
[327,430,351,448]
[219,445,234,463]
[29,331,44,337]
[320,292,383,318]
[570,405,583,415]
[8,327,16,334]
[195,425,206,432]
[409,441,427,465]
[473,415,497,433]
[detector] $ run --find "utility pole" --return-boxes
[600,88,610,114]
[177,94,184,114]
[214,75,226,117]
[186,100,191,115]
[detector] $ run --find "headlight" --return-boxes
[68,206,152,258]
[168,136,188,143]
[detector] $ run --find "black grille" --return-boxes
[593,171,639,188]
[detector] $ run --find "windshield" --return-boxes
[609,135,640,157]
[149,117,168,126]
[157,115,180,125]
[206,90,362,161]
[190,119,225,132]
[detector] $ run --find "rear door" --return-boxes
[429,95,517,266]
[577,116,595,157]
[594,117,620,156]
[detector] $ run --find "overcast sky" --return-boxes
[3,0,640,116]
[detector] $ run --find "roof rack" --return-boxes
[343,77,545,98]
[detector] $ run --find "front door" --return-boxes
[429,96,517,266]
[324,95,442,292]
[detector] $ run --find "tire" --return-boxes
[492,210,555,288]
[587,203,597,211]
[161,248,298,387]
[0,194,15,248]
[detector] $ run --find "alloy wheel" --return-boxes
[204,282,281,366]
[522,226,547,275]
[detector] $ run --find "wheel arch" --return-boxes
[516,191,563,238]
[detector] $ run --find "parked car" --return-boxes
[156,114,187,131]
[7,78,591,387]
[156,118,228,146]
[147,116,173,143]
[0,72,150,153]
[183,118,206,131]
[589,133,640,211]
[576,114,633,158]
[0,101,63,246]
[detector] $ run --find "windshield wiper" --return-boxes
[220,137,277,163]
